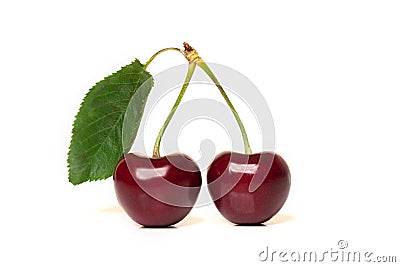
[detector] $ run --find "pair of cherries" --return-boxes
[114,43,290,227]
[113,150,290,227]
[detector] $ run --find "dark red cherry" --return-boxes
[207,151,290,225]
[113,153,202,227]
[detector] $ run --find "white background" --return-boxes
[1,0,399,266]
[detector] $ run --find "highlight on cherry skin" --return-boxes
[113,153,202,227]
[207,151,291,225]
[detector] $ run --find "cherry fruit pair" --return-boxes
[114,151,290,227]
[113,43,291,227]
[68,43,290,228]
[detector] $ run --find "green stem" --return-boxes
[152,62,197,158]
[196,59,252,154]
[144,47,185,69]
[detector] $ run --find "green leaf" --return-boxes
[68,59,153,185]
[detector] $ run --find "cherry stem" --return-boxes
[152,62,197,158]
[196,60,252,155]
[181,42,252,154]
[144,47,185,69]
[147,43,252,156]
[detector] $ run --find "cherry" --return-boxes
[113,153,202,227]
[207,151,290,225]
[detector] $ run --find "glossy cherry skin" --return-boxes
[207,151,290,225]
[113,153,202,227]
